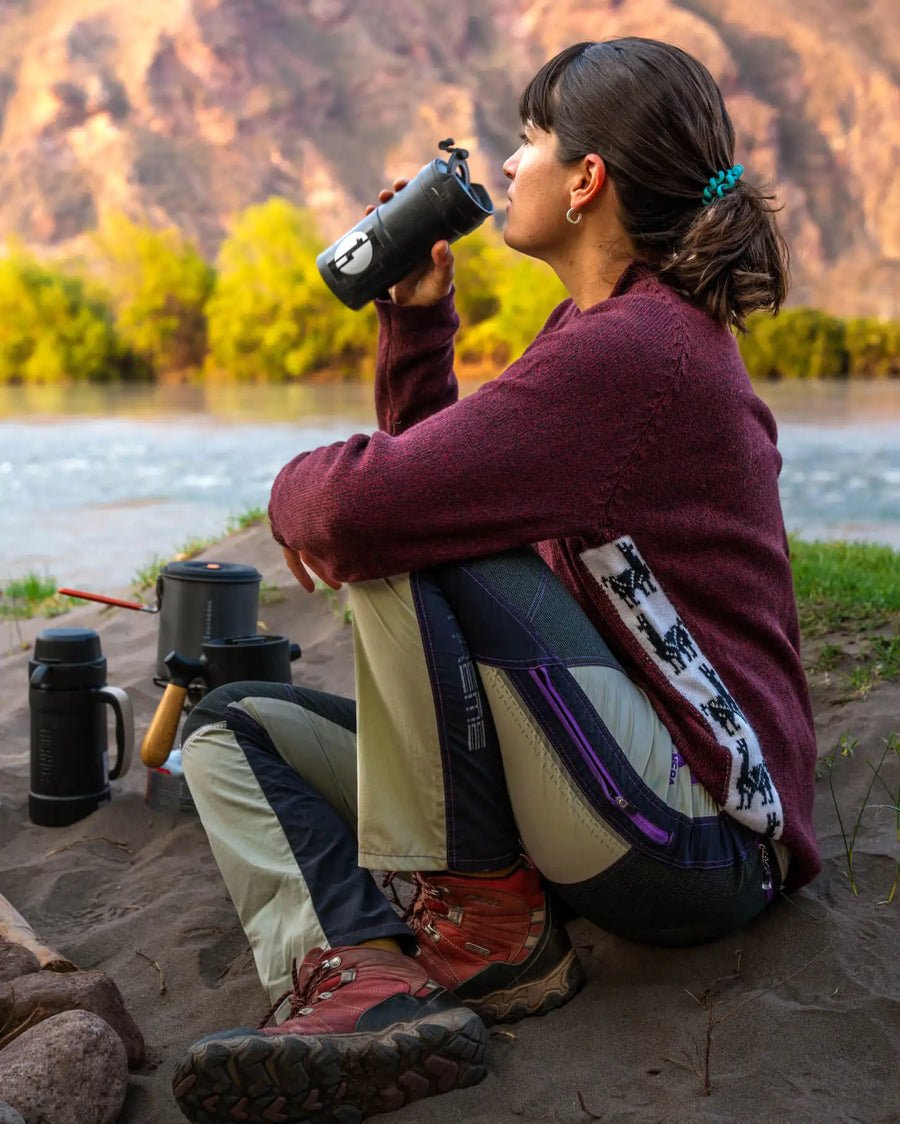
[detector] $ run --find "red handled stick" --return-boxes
[58,588,158,614]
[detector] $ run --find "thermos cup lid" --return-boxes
[202,634,286,650]
[33,627,103,664]
[160,561,262,583]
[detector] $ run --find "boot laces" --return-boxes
[257,950,353,1028]
[382,871,450,943]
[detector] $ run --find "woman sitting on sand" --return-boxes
[172,37,820,1124]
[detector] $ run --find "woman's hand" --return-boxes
[281,546,343,593]
[366,179,455,306]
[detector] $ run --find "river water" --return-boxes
[2,378,899,592]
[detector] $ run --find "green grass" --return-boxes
[837,634,900,701]
[225,507,268,534]
[819,732,900,898]
[8,528,898,641]
[131,507,269,593]
[1,509,273,621]
[312,577,352,624]
[790,536,900,637]
[1,573,79,619]
[869,732,900,903]
[813,640,846,672]
[259,581,284,606]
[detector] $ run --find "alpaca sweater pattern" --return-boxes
[269,261,821,890]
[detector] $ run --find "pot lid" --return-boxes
[160,561,261,583]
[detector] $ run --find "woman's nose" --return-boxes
[502,150,519,179]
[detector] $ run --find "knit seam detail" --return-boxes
[605,297,688,527]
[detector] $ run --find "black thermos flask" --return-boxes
[28,627,134,827]
[316,139,494,309]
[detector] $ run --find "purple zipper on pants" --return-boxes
[528,666,671,847]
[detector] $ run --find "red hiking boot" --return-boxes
[404,862,584,1025]
[172,945,487,1123]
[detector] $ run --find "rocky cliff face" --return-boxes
[0,0,897,316]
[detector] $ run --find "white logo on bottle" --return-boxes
[332,232,374,275]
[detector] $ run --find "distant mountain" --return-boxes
[0,0,897,317]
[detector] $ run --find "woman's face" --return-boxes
[502,124,575,260]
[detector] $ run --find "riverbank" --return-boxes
[1,522,898,1123]
[4,377,900,592]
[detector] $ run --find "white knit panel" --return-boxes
[580,537,784,839]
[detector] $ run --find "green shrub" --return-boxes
[844,317,900,378]
[457,243,566,367]
[0,248,128,383]
[92,213,215,373]
[452,228,505,330]
[205,199,377,381]
[739,308,849,379]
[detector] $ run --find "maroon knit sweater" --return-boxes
[269,261,820,890]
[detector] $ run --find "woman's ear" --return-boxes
[570,154,607,210]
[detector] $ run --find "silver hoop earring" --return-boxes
[566,207,582,225]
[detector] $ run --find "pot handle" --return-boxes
[97,686,134,780]
[140,683,187,769]
[140,651,204,769]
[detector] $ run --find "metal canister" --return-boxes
[155,560,262,678]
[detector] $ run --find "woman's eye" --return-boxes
[518,132,530,145]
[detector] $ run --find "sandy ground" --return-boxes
[1,522,898,1123]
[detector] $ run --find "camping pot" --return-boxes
[155,560,262,678]
[142,634,301,785]
[317,138,494,309]
[28,627,134,827]
[170,634,300,691]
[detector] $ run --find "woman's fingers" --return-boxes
[281,545,315,593]
[431,239,454,278]
[300,551,343,590]
[365,178,410,215]
[281,545,342,592]
[389,240,455,306]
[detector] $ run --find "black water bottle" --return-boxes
[29,627,134,827]
[317,139,494,309]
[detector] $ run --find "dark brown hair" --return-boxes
[520,39,789,331]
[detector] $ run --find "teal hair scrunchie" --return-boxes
[702,164,744,205]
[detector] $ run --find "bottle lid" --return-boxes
[435,138,494,216]
[33,627,103,665]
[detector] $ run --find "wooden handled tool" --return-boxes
[140,652,204,769]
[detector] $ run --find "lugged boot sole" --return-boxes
[171,1006,487,1124]
[466,947,584,1025]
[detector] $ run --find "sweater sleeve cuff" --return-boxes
[374,289,458,335]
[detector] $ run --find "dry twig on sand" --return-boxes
[136,950,167,995]
[44,836,132,859]
[664,945,828,1095]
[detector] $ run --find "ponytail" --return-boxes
[657,181,790,333]
[520,38,791,332]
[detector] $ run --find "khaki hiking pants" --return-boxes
[181,549,784,1003]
